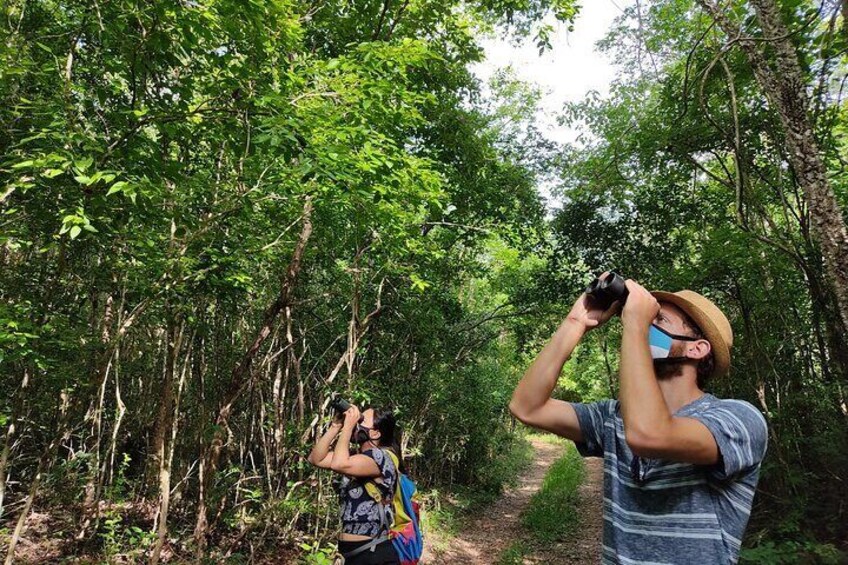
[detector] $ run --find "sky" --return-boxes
[472,0,632,145]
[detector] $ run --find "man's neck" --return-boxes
[657,372,704,414]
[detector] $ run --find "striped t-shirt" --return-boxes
[572,394,768,565]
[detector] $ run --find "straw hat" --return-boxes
[650,290,733,379]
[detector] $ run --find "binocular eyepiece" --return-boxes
[585,271,629,311]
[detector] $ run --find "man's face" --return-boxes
[653,303,692,338]
[652,302,706,379]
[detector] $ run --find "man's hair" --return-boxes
[680,314,714,389]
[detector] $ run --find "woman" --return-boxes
[308,404,401,565]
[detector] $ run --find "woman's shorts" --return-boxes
[338,538,399,565]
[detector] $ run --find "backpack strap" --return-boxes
[363,448,398,496]
[341,534,390,561]
[362,448,400,534]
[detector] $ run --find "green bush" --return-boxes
[740,540,846,564]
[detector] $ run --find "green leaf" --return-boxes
[74,156,93,171]
[107,181,129,196]
[69,226,81,239]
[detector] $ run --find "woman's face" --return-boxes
[361,408,375,430]
[358,408,380,445]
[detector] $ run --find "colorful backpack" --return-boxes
[357,449,423,565]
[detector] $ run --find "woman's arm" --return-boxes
[307,420,343,468]
[330,406,380,478]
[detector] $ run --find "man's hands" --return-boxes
[566,275,659,333]
[566,272,621,331]
[621,280,659,329]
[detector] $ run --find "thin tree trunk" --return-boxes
[149,318,186,565]
[4,391,72,565]
[77,293,115,539]
[105,348,127,486]
[194,197,313,556]
[0,369,30,521]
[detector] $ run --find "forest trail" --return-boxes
[421,437,604,564]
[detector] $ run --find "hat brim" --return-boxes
[650,291,730,379]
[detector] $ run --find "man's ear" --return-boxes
[687,339,711,361]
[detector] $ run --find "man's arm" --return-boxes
[619,281,719,465]
[510,287,618,441]
[509,319,585,440]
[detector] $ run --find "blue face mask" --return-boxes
[649,324,699,362]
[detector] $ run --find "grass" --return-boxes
[495,540,530,565]
[521,442,586,543]
[525,430,569,445]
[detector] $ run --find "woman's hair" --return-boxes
[370,407,405,474]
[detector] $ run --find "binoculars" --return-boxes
[330,397,352,414]
[585,271,629,311]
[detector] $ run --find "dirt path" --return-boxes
[422,438,604,564]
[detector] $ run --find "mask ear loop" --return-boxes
[651,324,700,364]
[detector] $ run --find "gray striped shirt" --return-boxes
[573,394,768,565]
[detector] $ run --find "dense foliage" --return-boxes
[1,0,847,563]
[0,0,573,562]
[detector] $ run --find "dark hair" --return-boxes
[681,314,714,390]
[371,407,405,473]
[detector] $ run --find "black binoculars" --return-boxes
[585,271,629,311]
[330,397,352,414]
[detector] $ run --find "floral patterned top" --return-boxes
[338,448,398,537]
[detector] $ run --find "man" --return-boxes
[510,278,767,565]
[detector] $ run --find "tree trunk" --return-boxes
[698,0,848,335]
[0,369,30,521]
[149,318,185,565]
[77,293,115,539]
[194,197,313,556]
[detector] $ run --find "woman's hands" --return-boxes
[342,406,362,430]
[308,410,346,468]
